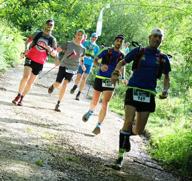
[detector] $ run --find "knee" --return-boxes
[22,75,29,81]
[82,75,87,81]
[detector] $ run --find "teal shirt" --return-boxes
[83,40,100,66]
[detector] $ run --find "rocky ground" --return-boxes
[0,63,180,181]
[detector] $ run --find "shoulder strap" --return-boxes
[48,35,54,47]
[156,53,165,79]
[32,31,43,47]
[132,48,145,71]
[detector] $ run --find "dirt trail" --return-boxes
[0,63,179,181]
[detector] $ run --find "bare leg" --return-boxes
[98,90,113,124]
[74,73,82,86]
[132,112,150,135]
[89,89,101,111]
[18,66,32,94]
[122,105,136,132]
[22,73,37,96]
[79,73,88,92]
[58,79,69,101]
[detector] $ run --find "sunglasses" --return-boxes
[152,34,162,38]
[47,23,54,26]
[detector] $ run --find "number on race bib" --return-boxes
[133,89,151,103]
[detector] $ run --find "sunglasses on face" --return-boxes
[47,23,54,27]
[152,34,162,39]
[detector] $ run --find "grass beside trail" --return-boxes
[109,83,192,178]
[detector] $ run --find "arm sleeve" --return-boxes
[124,47,140,63]
[97,49,108,59]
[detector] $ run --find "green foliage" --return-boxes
[35,159,44,167]
[150,131,192,176]
[0,18,24,72]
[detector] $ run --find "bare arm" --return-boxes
[163,74,170,91]
[159,74,170,99]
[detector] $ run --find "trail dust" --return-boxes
[0,63,179,181]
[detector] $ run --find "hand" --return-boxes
[121,79,128,85]
[159,91,168,99]
[101,64,108,72]
[46,46,53,53]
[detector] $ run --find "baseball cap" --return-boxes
[114,34,124,41]
[46,19,54,25]
[91,32,97,38]
[150,28,164,37]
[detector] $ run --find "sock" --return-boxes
[57,100,60,105]
[88,110,93,114]
[18,95,24,103]
[18,93,21,97]
[118,148,126,158]
[73,85,77,90]
[119,130,132,152]
[76,91,81,97]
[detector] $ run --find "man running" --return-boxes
[70,32,100,101]
[82,35,124,135]
[12,19,57,106]
[111,28,171,170]
[48,29,85,112]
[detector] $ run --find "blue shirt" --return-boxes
[124,47,171,91]
[97,48,124,78]
[83,40,100,66]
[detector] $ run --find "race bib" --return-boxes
[65,68,76,74]
[133,89,151,103]
[102,79,115,88]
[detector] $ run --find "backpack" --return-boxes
[102,48,123,65]
[132,48,165,79]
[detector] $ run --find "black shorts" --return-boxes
[56,66,74,83]
[124,88,156,112]
[24,58,43,75]
[93,78,115,92]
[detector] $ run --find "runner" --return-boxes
[111,28,171,170]
[48,29,85,112]
[12,19,57,106]
[82,35,124,135]
[70,32,100,101]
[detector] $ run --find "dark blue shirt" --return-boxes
[97,48,124,78]
[124,47,171,91]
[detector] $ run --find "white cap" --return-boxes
[150,28,164,37]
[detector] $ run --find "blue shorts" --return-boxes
[77,64,92,74]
